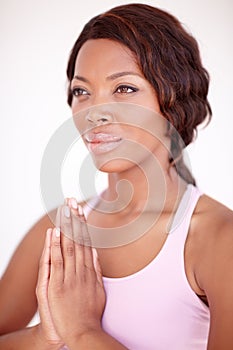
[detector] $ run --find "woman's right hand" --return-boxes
[35,227,65,349]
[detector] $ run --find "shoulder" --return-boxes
[190,192,233,293]
[192,194,233,346]
[2,209,57,276]
[3,199,87,273]
[191,193,233,243]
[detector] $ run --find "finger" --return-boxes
[50,227,64,284]
[36,228,52,298]
[36,228,53,326]
[78,205,91,245]
[78,205,95,271]
[60,205,76,279]
[67,198,85,272]
[92,248,104,287]
[60,205,73,239]
[68,198,84,246]
[55,205,61,228]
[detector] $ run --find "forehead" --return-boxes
[74,39,140,75]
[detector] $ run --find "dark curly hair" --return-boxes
[66,3,212,185]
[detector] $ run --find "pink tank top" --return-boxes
[84,184,210,349]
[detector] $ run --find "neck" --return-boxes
[101,151,186,215]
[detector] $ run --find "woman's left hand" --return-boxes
[47,199,106,343]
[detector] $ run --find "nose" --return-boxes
[86,108,114,125]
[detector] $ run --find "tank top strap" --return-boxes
[82,185,203,240]
[169,184,203,235]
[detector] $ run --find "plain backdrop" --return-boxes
[0,0,232,282]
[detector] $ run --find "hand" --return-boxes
[47,198,106,343]
[36,228,65,348]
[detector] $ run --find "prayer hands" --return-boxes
[36,198,106,348]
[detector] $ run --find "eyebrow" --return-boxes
[72,71,143,83]
[106,71,143,80]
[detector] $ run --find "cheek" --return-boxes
[119,109,167,145]
[133,88,161,114]
[127,127,162,156]
[119,109,169,158]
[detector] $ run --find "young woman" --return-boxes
[0,4,233,349]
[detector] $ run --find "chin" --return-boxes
[93,157,136,173]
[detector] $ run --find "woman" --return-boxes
[0,3,233,349]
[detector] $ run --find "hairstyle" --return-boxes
[66,3,212,185]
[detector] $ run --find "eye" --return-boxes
[114,85,138,94]
[71,87,89,97]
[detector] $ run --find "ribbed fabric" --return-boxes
[83,185,210,349]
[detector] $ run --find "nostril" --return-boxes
[98,117,109,123]
[86,110,114,124]
[87,114,112,123]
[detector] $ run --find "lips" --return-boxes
[85,133,122,143]
[84,132,123,154]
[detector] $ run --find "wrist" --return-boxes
[65,327,103,348]
[31,325,46,349]
[33,324,64,350]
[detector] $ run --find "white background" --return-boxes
[0,0,232,279]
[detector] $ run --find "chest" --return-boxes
[86,208,180,278]
[86,207,205,301]
[97,229,168,278]
[100,230,210,350]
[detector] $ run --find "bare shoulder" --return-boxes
[1,198,88,283]
[7,197,88,261]
[2,209,57,275]
[191,193,233,242]
[191,196,233,346]
[190,193,233,294]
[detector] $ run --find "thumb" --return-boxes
[92,248,103,286]
[36,228,52,298]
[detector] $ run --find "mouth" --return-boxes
[84,132,123,154]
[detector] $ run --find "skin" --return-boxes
[0,38,233,349]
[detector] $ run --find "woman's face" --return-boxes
[71,39,169,172]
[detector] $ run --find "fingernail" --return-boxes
[92,248,98,260]
[46,228,53,240]
[55,227,60,237]
[78,205,83,216]
[70,198,78,209]
[64,206,70,218]
[47,228,52,235]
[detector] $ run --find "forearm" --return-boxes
[65,329,128,350]
[0,325,60,350]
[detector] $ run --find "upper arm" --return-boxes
[199,214,233,349]
[0,211,56,335]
